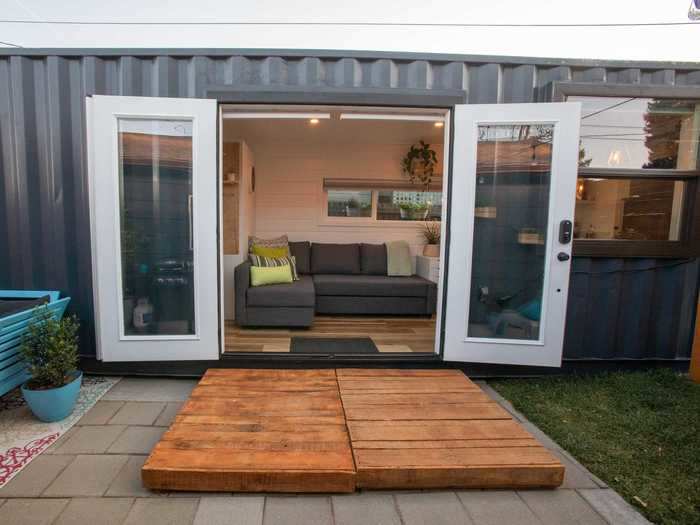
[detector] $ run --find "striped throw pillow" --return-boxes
[249,254,299,281]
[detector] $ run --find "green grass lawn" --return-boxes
[491,369,700,525]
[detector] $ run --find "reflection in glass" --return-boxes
[327,190,372,217]
[467,124,553,341]
[377,191,442,221]
[570,96,700,170]
[574,178,685,241]
[118,119,195,336]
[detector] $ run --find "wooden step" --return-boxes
[142,367,564,492]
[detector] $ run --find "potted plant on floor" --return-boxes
[421,221,441,257]
[20,307,81,422]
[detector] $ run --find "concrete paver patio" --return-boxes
[0,376,651,524]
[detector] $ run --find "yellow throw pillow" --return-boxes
[250,264,293,287]
[251,245,289,258]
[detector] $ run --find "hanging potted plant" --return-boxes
[20,308,81,422]
[421,221,441,257]
[402,140,438,190]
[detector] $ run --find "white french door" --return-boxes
[443,103,581,367]
[88,96,218,361]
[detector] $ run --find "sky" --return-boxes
[1,0,699,62]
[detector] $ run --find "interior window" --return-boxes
[574,178,686,241]
[377,191,442,221]
[327,190,372,218]
[570,96,700,170]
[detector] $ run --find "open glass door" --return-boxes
[88,96,218,361]
[443,103,581,367]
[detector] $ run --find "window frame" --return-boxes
[553,82,700,258]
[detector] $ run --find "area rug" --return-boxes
[290,337,379,354]
[0,375,120,487]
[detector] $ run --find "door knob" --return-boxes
[557,252,570,262]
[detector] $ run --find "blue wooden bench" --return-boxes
[0,290,71,396]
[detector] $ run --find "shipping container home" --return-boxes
[1,48,699,374]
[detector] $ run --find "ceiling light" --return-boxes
[309,118,320,125]
[434,121,444,128]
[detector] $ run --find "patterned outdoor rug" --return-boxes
[0,375,120,487]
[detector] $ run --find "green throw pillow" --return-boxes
[251,244,289,258]
[249,254,299,280]
[250,264,293,287]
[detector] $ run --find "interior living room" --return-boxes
[220,106,448,356]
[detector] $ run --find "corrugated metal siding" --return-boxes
[0,51,699,358]
[565,258,699,360]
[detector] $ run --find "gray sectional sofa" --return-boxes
[234,242,437,327]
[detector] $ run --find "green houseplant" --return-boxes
[421,221,441,256]
[20,307,82,422]
[401,141,438,189]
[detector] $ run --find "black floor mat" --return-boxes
[290,337,379,354]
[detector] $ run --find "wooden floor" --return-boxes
[224,315,437,354]
[142,369,564,492]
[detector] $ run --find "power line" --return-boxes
[581,98,637,120]
[0,19,697,27]
[0,39,22,47]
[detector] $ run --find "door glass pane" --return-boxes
[468,124,553,341]
[118,119,195,336]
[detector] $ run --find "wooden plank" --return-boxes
[352,438,540,449]
[337,368,462,378]
[690,298,700,384]
[347,419,533,441]
[354,447,561,468]
[356,465,565,490]
[344,403,511,421]
[340,392,491,405]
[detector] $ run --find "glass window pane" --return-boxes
[327,190,372,217]
[118,119,195,336]
[468,124,553,341]
[574,178,686,240]
[377,191,442,221]
[570,96,700,170]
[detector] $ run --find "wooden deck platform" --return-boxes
[142,369,564,492]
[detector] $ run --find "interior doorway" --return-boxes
[219,105,450,356]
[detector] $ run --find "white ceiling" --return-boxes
[223,117,445,146]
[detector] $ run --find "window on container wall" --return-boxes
[565,93,700,257]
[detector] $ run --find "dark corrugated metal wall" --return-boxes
[1,52,699,359]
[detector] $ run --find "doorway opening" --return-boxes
[219,105,450,356]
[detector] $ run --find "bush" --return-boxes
[21,307,79,390]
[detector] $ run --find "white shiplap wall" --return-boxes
[249,141,444,256]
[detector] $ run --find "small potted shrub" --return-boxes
[421,221,441,257]
[20,308,81,422]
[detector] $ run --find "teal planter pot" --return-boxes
[21,371,82,422]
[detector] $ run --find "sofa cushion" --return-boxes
[289,241,311,274]
[360,243,387,275]
[310,243,361,275]
[312,274,432,297]
[247,275,315,307]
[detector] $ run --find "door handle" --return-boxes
[557,252,570,262]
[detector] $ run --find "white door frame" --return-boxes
[443,102,581,367]
[88,95,219,362]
